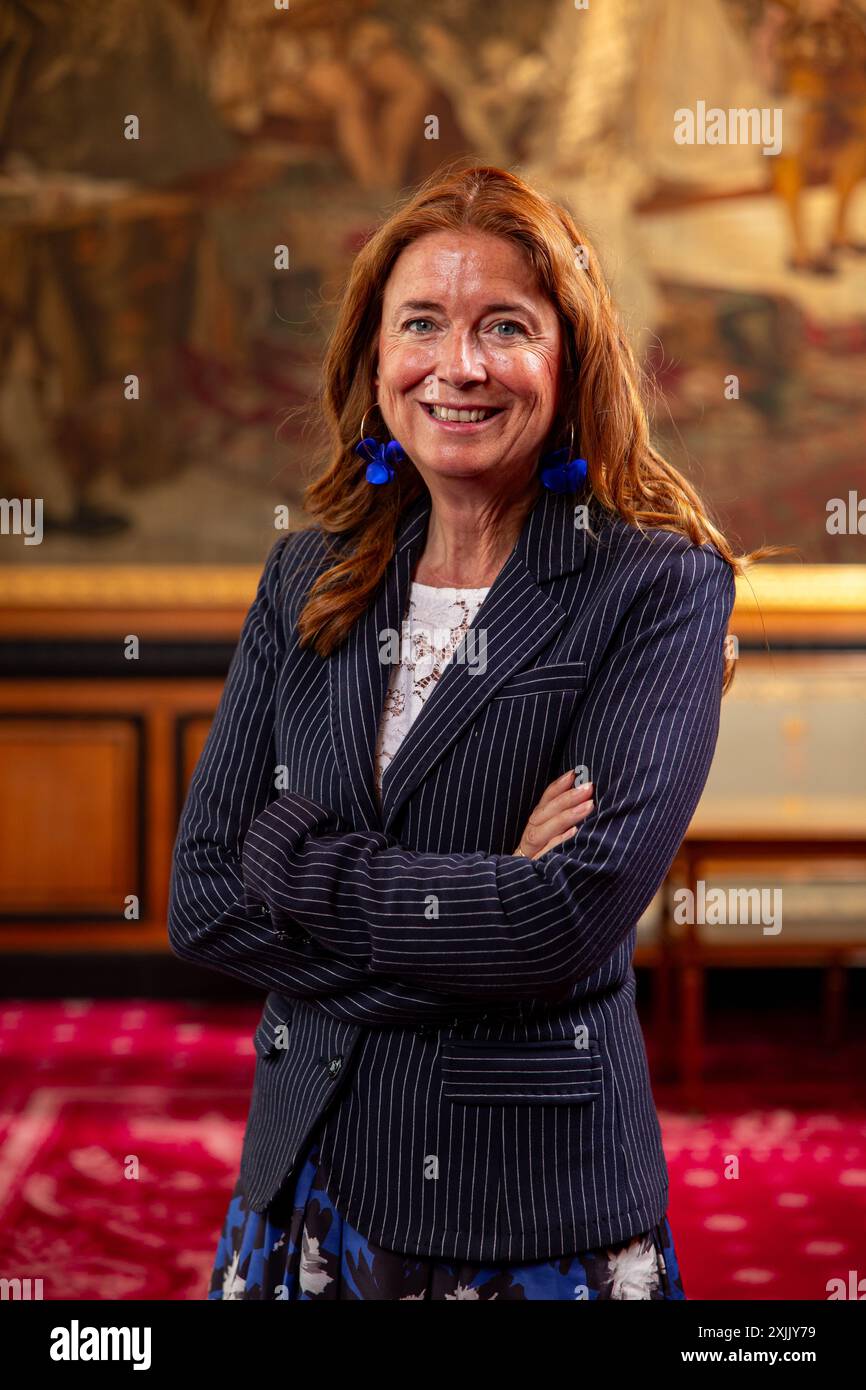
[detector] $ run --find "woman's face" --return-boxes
[375,230,563,490]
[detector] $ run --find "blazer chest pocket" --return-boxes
[441,1036,602,1106]
[493,661,586,701]
[252,992,294,1059]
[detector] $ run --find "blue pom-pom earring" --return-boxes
[539,423,587,494]
[354,406,405,484]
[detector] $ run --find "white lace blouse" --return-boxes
[374,581,490,802]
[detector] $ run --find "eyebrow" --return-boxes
[393,298,539,320]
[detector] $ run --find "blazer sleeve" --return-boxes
[240,544,736,1000]
[167,534,493,1018]
[167,534,301,992]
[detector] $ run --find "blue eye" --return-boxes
[492,321,524,337]
[405,318,435,333]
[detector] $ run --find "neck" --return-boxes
[412,473,541,587]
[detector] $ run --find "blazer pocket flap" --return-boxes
[441,1036,602,1105]
[253,992,294,1058]
[493,661,586,700]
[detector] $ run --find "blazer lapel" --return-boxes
[328,491,430,831]
[328,486,590,834]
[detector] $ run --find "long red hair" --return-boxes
[292,160,785,692]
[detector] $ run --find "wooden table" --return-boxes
[654,816,866,1108]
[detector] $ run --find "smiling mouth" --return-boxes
[420,402,504,423]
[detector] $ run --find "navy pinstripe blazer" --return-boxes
[168,485,735,1262]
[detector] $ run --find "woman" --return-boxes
[169,162,768,1300]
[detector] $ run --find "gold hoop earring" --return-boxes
[358,405,377,443]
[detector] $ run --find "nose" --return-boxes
[434,326,488,391]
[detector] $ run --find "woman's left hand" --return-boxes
[513,770,594,860]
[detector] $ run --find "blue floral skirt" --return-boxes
[208,1137,686,1300]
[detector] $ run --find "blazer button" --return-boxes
[325,1055,342,1078]
[300,933,313,946]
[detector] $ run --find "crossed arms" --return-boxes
[168,536,735,1020]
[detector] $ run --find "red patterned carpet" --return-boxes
[0,1000,863,1300]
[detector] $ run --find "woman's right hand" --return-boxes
[513,770,595,860]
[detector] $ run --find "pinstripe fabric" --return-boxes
[168,485,735,1262]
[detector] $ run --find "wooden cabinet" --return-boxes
[0,676,222,950]
[0,715,142,916]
